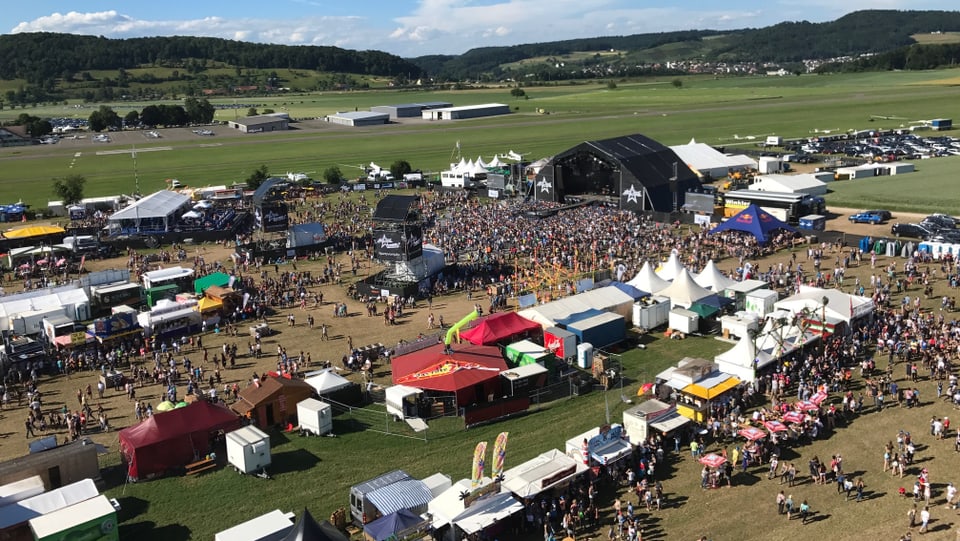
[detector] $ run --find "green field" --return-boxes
[0,70,959,211]
[826,157,960,214]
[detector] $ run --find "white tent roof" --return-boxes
[669,141,757,174]
[774,286,874,322]
[475,155,488,168]
[429,478,522,535]
[502,449,586,499]
[517,297,594,329]
[715,333,774,378]
[657,269,714,308]
[627,261,670,294]
[695,260,738,292]
[304,369,353,394]
[655,253,685,281]
[749,174,827,194]
[109,190,191,221]
[487,155,505,167]
[575,286,635,318]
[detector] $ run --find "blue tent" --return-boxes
[709,204,798,243]
[363,509,427,541]
[609,281,650,301]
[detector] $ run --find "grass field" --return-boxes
[826,157,960,214]
[0,70,958,210]
[911,32,960,44]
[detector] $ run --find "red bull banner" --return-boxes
[471,441,487,488]
[492,432,509,477]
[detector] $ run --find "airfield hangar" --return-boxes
[371,102,453,119]
[227,115,289,133]
[325,111,390,127]
[534,134,702,213]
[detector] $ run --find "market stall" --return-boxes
[501,449,587,500]
[565,424,632,466]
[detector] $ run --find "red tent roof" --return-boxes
[391,343,507,392]
[119,400,241,480]
[460,312,541,346]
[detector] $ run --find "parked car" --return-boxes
[849,211,886,224]
[923,214,958,230]
[891,223,935,238]
[865,209,893,221]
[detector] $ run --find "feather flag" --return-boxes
[492,432,509,477]
[471,441,487,488]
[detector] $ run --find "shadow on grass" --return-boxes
[859,490,886,501]
[270,448,321,476]
[734,472,763,486]
[116,496,149,522]
[119,521,192,539]
[804,513,831,524]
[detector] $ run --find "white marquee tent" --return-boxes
[773,286,874,323]
[627,261,670,294]
[695,260,738,292]
[655,253,686,281]
[657,269,714,308]
[501,449,587,499]
[714,333,774,382]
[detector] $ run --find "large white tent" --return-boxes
[427,478,522,539]
[773,286,874,324]
[304,369,353,395]
[655,253,686,281]
[670,139,758,179]
[657,269,714,308]
[715,333,774,382]
[107,190,192,233]
[576,286,635,319]
[518,297,593,329]
[627,261,670,294]
[695,260,738,292]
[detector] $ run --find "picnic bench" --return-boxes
[185,457,217,476]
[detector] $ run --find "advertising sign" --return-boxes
[404,225,423,261]
[373,229,404,262]
[255,204,289,233]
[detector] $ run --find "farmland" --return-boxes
[1,70,959,211]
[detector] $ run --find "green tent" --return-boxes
[194,272,231,295]
[505,339,555,368]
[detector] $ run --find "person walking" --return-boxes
[919,506,930,533]
[799,500,811,524]
[785,494,794,520]
[908,504,917,528]
[856,478,865,502]
[776,491,786,515]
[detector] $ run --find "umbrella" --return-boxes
[699,453,727,468]
[796,400,819,412]
[810,391,829,405]
[763,420,788,433]
[782,411,806,424]
[738,427,767,441]
[637,382,655,396]
[155,401,175,412]
[36,259,48,265]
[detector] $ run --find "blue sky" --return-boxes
[3,1,955,57]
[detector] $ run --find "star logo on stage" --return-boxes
[536,178,552,192]
[622,184,642,204]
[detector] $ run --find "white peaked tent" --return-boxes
[627,261,670,294]
[655,253,685,281]
[695,260,738,292]
[773,286,874,324]
[657,269,714,308]
[715,333,774,382]
[476,156,488,168]
[304,369,353,395]
[488,155,506,167]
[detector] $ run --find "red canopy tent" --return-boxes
[119,400,241,480]
[460,312,541,346]
[391,343,508,406]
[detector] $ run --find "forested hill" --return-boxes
[412,10,960,79]
[0,33,424,84]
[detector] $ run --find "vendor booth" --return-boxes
[391,344,507,407]
[0,479,99,538]
[724,279,770,309]
[676,371,740,423]
[773,286,874,334]
[230,376,315,428]
[28,494,118,541]
[501,449,587,499]
[543,327,576,363]
[720,312,759,340]
[215,509,295,541]
[363,508,428,541]
[500,362,548,397]
[565,424,632,466]
[304,369,363,406]
[427,478,522,541]
[565,312,625,350]
[118,400,241,481]
[622,400,691,444]
[633,295,671,330]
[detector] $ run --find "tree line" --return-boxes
[88,98,216,132]
[0,33,424,86]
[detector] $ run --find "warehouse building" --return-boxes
[226,115,289,133]
[749,173,828,196]
[325,111,390,127]
[371,102,453,119]
[422,103,511,121]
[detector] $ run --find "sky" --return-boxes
[2,1,956,58]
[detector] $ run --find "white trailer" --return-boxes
[296,398,332,436]
[226,425,271,475]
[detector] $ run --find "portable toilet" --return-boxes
[577,343,594,370]
[296,398,333,436]
[226,425,271,474]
